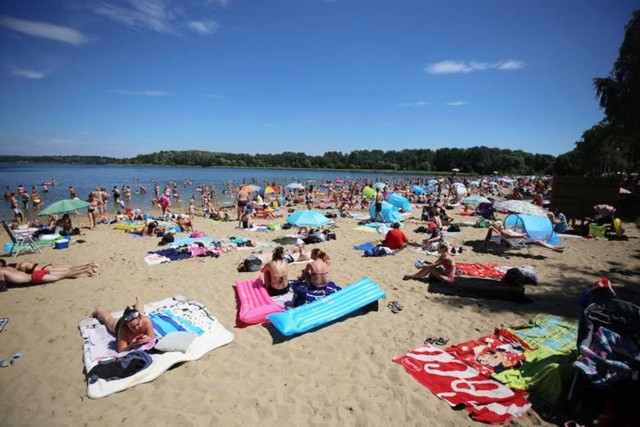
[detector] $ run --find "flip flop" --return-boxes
[0,317,8,332]
[434,337,449,346]
[0,359,9,368]
[10,352,23,365]
[387,301,403,313]
[424,336,437,345]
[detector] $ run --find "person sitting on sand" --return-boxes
[15,261,99,276]
[403,241,456,283]
[548,208,569,233]
[484,221,565,253]
[92,296,155,353]
[290,240,312,262]
[261,247,290,296]
[0,259,96,291]
[381,222,412,250]
[299,248,330,289]
[239,211,253,229]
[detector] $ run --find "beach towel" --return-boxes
[394,344,531,424]
[507,314,578,354]
[455,262,511,280]
[78,295,234,399]
[353,241,381,251]
[446,328,530,377]
[353,225,379,233]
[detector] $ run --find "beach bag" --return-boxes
[158,234,174,246]
[243,256,262,272]
[303,235,323,244]
[447,224,461,232]
[502,268,529,286]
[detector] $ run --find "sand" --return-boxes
[1,206,638,427]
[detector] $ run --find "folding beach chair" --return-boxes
[2,221,41,257]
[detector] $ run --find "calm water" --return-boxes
[1,163,432,222]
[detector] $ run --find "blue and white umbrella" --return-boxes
[373,182,387,191]
[286,210,331,227]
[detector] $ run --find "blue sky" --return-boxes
[0,1,637,158]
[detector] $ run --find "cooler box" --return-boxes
[55,239,70,249]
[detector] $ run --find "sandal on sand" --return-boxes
[11,352,23,365]
[424,337,438,345]
[387,301,403,313]
[434,337,449,346]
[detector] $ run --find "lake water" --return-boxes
[0,163,432,222]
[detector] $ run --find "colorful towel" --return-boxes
[394,344,531,424]
[353,241,381,251]
[507,314,578,354]
[455,262,511,280]
[446,329,530,377]
[78,295,234,399]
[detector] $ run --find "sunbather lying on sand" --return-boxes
[91,296,155,353]
[484,222,564,253]
[14,261,99,275]
[0,259,96,290]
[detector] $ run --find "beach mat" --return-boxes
[427,277,531,303]
[78,295,234,399]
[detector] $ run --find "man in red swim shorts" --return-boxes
[30,269,51,284]
[0,260,95,289]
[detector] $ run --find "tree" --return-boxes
[593,10,640,169]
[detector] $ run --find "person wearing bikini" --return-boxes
[261,247,290,296]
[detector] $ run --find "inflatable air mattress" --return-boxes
[267,276,386,337]
[235,277,284,325]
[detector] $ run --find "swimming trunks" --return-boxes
[238,200,248,207]
[31,269,51,284]
[268,285,290,297]
[375,202,382,212]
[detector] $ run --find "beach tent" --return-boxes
[387,192,413,212]
[369,201,403,223]
[503,214,562,246]
[412,185,426,195]
[362,186,376,199]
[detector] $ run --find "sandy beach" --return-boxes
[1,205,638,427]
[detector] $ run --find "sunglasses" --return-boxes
[123,310,140,322]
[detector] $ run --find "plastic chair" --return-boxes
[2,221,42,257]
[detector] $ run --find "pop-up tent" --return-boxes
[503,214,562,246]
[412,185,426,195]
[387,192,413,212]
[369,201,403,223]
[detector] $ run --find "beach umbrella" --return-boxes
[286,210,331,228]
[259,185,280,195]
[373,182,386,191]
[38,199,90,216]
[452,182,467,196]
[452,168,460,172]
[427,179,438,185]
[285,182,305,190]
[494,200,547,217]
[362,186,376,199]
[235,185,259,193]
[462,195,491,206]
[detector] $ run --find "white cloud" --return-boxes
[95,0,176,34]
[95,0,220,36]
[397,101,429,108]
[202,93,222,98]
[424,59,525,74]
[446,101,467,106]
[0,16,89,45]
[187,20,218,35]
[11,67,46,79]
[110,89,171,96]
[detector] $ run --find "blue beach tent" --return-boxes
[503,214,562,246]
[369,201,403,223]
[387,192,413,212]
[412,185,426,195]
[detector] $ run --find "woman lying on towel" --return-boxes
[128,220,165,237]
[261,247,290,296]
[403,241,456,283]
[15,260,99,275]
[92,296,155,353]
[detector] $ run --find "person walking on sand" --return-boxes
[374,188,385,222]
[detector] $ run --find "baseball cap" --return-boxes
[593,277,615,294]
